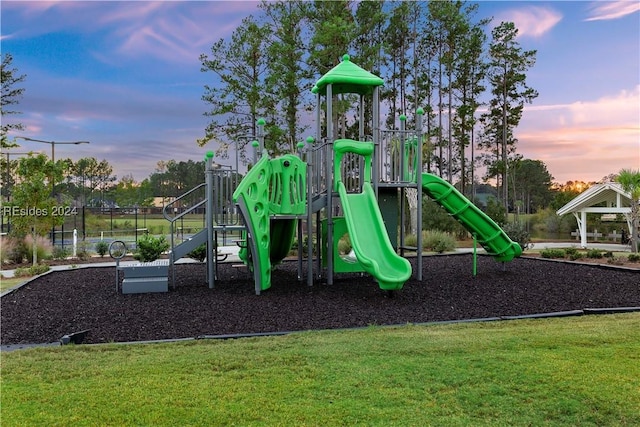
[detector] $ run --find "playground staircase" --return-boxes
[169,228,207,262]
[119,260,169,294]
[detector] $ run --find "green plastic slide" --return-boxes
[338,181,412,291]
[421,173,522,261]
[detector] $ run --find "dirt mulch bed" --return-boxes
[1,255,639,346]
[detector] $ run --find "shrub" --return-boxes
[2,237,29,264]
[187,243,207,262]
[485,198,507,226]
[76,241,91,261]
[607,256,624,266]
[95,241,109,257]
[603,251,614,258]
[29,263,50,275]
[13,267,31,277]
[564,247,579,257]
[568,252,584,261]
[540,248,565,259]
[51,246,70,260]
[501,222,532,252]
[422,198,466,236]
[13,263,50,277]
[404,230,456,253]
[586,249,603,259]
[134,235,169,262]
[423,230,456,253]
[628,253,640,263]
[24,234,53,262]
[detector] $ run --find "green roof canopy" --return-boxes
[312,54,384,96]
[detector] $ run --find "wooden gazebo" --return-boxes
[556,182,632,248]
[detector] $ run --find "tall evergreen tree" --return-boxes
[1,53,27,202]
[261,0,313,154]
[479,21,538,211]
[1,53,26,149]
[308,0,355,139]
[450,6,489,196]
[199,16,274,164]
[352,0,387,137]
[512,159,554,214]
[382,1,418,129]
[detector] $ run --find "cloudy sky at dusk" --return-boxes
[2,1,639,185]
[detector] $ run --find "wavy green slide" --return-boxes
[338,181,412,291]
[421,173,522,261]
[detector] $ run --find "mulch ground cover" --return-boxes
[2,254,639,345]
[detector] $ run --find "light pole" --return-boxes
[14,137,90,163]
[13,137,91,246]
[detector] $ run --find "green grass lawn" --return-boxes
[2,313,639,426]
[0,276,27,292]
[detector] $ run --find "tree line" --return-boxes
[199,0,538,211]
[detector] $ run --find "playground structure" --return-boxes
[158,54,521,295]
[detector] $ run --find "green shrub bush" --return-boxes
[187,243,207,262]
[568,251,584,261]
[501,222,532,251]
[485,198,507,226]
[404,230,456,253]
[586,249,603,259]
[540,248,565,259]
[14,263,50,277]
[403,233,418,249]
[29,263,50,275]
[95,241,109,257]
[13,267,31,277]
[422,198,467,237]
[564,247,579,256]
[628,253,640,263]
[76,241,91,261]
[423,230,456,253]
[51,246,70,260]
[134,235,169,262]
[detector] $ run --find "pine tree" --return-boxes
[261,0,313,154]
[308,0,355,139]
[479,21,538,211]
[199,15,274,165]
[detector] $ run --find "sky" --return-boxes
[1,0,639,185]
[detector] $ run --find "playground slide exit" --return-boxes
[421,173,522,261]
[338,181,412,291]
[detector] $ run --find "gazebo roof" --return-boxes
[557,182,632,216]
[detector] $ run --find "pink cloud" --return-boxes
[585,1,640,21]
[517,87,640,182]
[493,6,562,38]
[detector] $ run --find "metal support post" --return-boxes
[205,151,216,289]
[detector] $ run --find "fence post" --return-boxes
[73,228,78,257]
